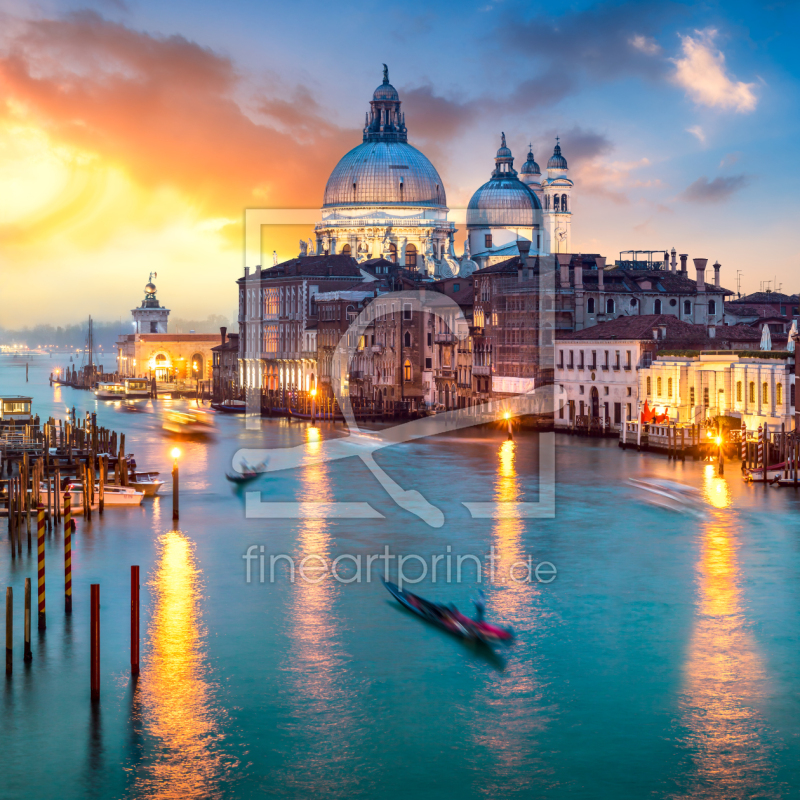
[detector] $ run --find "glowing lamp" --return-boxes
[171,447,181,461]
[310,388,317,397]
[503,412,511,420]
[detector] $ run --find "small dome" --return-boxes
[520,147,541,176]
[496,131,512,159]
[467,178,542,228]
[373,81,399,102]
[547,140,568,170]
[145,282,156,294]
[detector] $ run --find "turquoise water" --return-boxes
[1,355,799,799]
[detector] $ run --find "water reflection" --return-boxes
[673,466,780,798]
[129,530,234,799]
[280,425,360,796]
[472,440,547,795]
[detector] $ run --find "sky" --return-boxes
[1,0,799,327]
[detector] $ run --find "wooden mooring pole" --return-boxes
[5,586,12,675]
[90,584,100,701]
[24,578,31,662]
[131,566,140,677]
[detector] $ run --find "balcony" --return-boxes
[473,365,491,376]
[435,367,454,378]
[349,370,364,381]
[434,332,457,344]
[371,344,384,354]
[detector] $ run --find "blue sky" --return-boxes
[1,0,798,325]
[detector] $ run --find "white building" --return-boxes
[132,273,169,334]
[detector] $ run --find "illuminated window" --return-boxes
[690,386,695,406]
[749,382,755,403]
[342,243,351,256]
[667,377,672,397]
[777,383,783,405]
[657,377,662,396]
[403,360,412,382]
[646,377,651,396]
[405,244,417,267]
[703,387,709,408]
[736,381,742,402]
[762,382,768,404]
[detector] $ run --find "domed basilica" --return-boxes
[311,66,574,277]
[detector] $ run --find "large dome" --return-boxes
[323,140,447,208]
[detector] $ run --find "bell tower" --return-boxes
[132,273,170,334]
[541,138,574,254]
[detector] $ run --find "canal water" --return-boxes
[1,355,799,799]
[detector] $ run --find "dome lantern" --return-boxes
[547,137,568,171]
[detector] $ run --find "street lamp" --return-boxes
[171,447,180,521]
[504,411,513,441]
[310,387,317,426]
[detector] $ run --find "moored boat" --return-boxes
[95,382,127,400]
[124,378,151,398]
[129,471,164,496]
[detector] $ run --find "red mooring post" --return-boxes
[131,566,140,677]
[64,492,72,614]
[90,584,100,701]
[37,503,46,631]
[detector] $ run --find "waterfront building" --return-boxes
[117,277,218,384]
[640,352,796,429]
[210,328,240,402]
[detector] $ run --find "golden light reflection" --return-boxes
[131,530,235,799]
[676,468,776,797]
[472,439,542,796]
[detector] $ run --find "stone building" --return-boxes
[211,328,240,402]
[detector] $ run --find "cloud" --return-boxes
[630,34,661,55]
[671,29,757,112]
[719,151,741,168]
[686,125,705,143]
[400,84,475,141]
[680,174,750,202]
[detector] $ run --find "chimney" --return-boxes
[244,266,250,278]
[679,254,688,275]
[652,327,659,342]
[595,256,606,290]
[708,324,716,339]
[557,254,571,288]
[713,260,721,289]
[517,240,531,282]
[220,326,227,346]
[694,258,708,293]
[574,261,583,289]
[670,248,677,272]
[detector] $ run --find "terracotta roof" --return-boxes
[430,277,475,306]
[732,291,797,304]
[237,255,362,282]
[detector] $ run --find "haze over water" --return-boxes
[1,356,799,799]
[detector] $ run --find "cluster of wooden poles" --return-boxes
[741,421,800,486]
[5,495,141,699]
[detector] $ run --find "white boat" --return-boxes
[130,471,165,497]
[55,483,145,510]
[95,382,126,400]
[124,378,151,398]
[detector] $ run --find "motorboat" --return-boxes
[95,382,126,400]
[124,378,151,398]
[129,471,165,496]
[49,483,145,511]
[211,400,247,413]
[162,409,214,436]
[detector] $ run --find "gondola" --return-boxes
[381,579,514,645]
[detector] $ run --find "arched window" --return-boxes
[777,383,783,405]
[587,298,595,313]
[708,299,716,314]
[657,377,662,396]
[762,382,768,404]
[684,300,691,315]
[749,382,755,403]
[561,194,568,212]
[654,299,662,314]
[388,243,398,264]
[606,298,615,314]
[403,359,412,382]
[544,194,550,210]
[405,243,417,268]
[341,243,351,256]
[736,381,742,402]
[404,331,411,347]
[667,377,673,397]
[553,194,560,212]
[646,377,651,396]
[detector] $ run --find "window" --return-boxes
[762,382,768,404]
[703,387,709,408]
[403,360,412,382]
[646,377,652,396]
[604,386,609,395]
[342,243,351,256]
[614,403,621,424]
[606,298,615,314]
[657,377,662,396]
[403,303,412,320]
[558,350,564,368]
[626,351,631,369]
[630,298,638,308]
[544,195,549,210]
[736,381,742,402]
[627,402,632,421]
[568,350,574,368]
[708,299,716,314]
[484,234,492,248]
[553,195,560,212]
[388,243,398,264]
[404,331,411,347]
[425,357,432,369]
[627,387,632,396]
[667,377,672,397]
[749,382,755,403]
[579,385,584,394]
[150,321,158,333]
[427,332,432,347]
[684,300,691,315]
[405,243,417,267]
[654,299,662,314]
[561,194,568,212]
[777,383,783,405]
[587,298,595,313]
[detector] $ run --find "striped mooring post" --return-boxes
[741,419,747,461]
[37,503,46,631]
[64,492,72,614]
[757,425,764,477]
